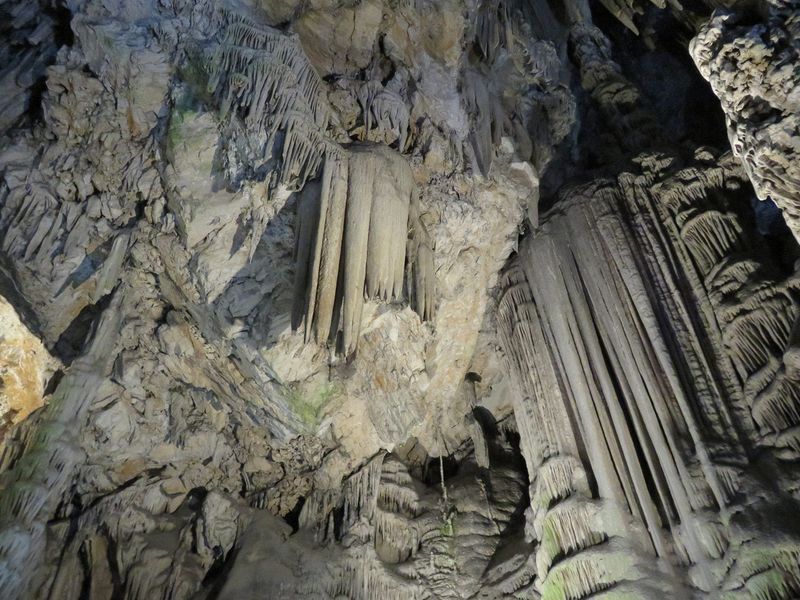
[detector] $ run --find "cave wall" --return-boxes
[0,0,799,598]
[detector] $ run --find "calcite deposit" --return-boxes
[1,0,800,598]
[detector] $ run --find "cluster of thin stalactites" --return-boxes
[206,9,435,355]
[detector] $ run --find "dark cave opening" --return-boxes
[589,0,729,149]
[48,0,75,48]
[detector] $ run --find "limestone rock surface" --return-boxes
[1,0,800,598]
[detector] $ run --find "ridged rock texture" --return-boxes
[1,0,800,598]
[691,0,800,245]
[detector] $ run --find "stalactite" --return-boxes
[300,146,349,344]
[537,501,606,575]
[406,196,436,323]
[341,452,385,535]
[656,160,800,458]
[374,509,420,563]
[205,14,332,192]
[462,67,504,176]
[292,143,434,355]
[299,452,386,544]
[339,147,377,356]
[294,451,530,598]
[324,550,424,600]
[206,13,435,355]
[497,255,662,600]
[498,151,800,599]
[376,456,422,519]
[357,81,410,151]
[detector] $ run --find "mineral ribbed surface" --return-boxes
[1,0,800,598]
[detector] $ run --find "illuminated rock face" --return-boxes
[1,0,800,598]
[499,152,800,599]
[0,295,58,439]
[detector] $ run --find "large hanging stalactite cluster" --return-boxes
[293,143,435,356]
[497,151,800,599]
[205,9,435,356]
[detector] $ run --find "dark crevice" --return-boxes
[52,293,113,364]
[47,0,75,48]
[46,489,84,600]
[102,524,124,599]
[44,369,65,396]
[422,454,460,486]
[203,546,241,600]
[283,496,306,533]
[186,487,209,511]
[750,197,800,273]
[26,77,50,124]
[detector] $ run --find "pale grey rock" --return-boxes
[1,0,800,598]
[691,3,800,244]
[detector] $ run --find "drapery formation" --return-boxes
[653,155,800,459]
[498,153,800,598]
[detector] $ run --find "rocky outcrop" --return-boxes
[0,294,58,440]
[691,1,800,243]
[218,434,529,599]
